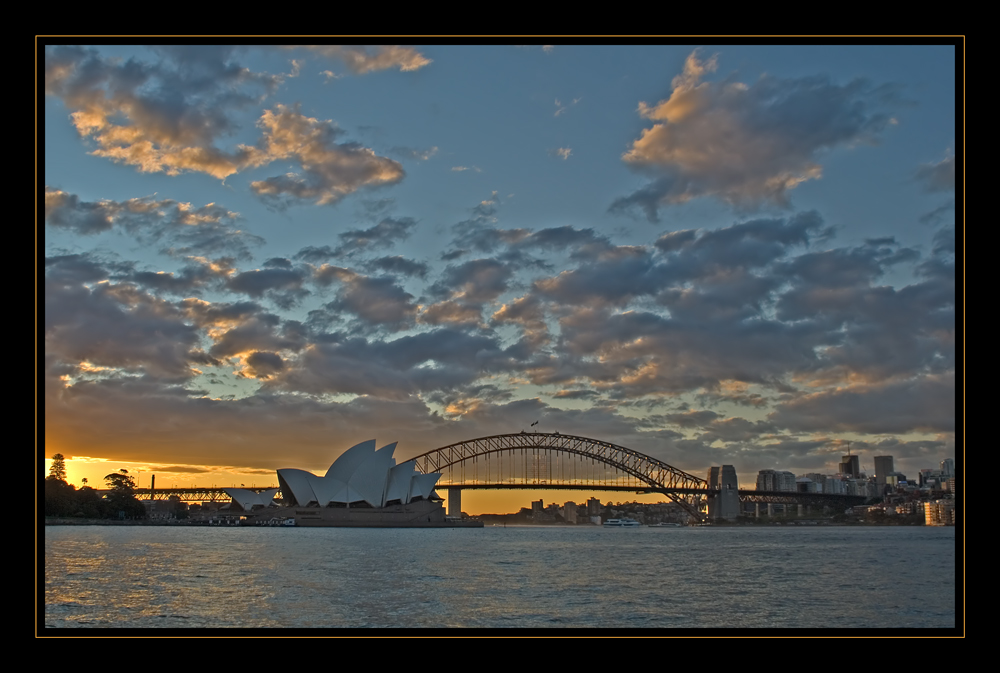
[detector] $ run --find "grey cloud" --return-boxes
[45,274,203,380]
[366,256,429,278]
[324,273,418,330]
[332,217,417,257]
[208,313,307,360]
[418,300,484,328]
[245,351,286,379]
[45,188,263,260]
[433,258,513,304]
[227,268,300,295]
[915,155,956,193]
[293,245,337,264]
[45,253,115,286]
[919,200,955,226]
[268,328,507,399]
[768,373,955,434]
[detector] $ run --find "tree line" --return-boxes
[44,454,146,519]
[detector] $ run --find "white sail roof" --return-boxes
[273,440,440,508]
[223,487,279,510]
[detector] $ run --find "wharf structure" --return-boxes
[223,440,482,527]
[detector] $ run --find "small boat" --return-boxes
[648,522,681,527]
[603,518,641,527]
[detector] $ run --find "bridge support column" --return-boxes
[798,504,804,517]
[755,502,760,518]
[447,488,462,518]
[707,465,740,520]
[767,503,773,517]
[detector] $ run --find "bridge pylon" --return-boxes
[706,465,740,521]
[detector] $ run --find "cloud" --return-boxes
[389,146,438,161]
[915,154,956,193]
[45,48,408,206]
[418,300,484,328]
[45,45,279,180]
[244,351,286,379]
[553,97,581,117]
[226,267,310,308]
[491,294,551,348]
[293,45,432,74]
[45,264,207,381]
[45,187,262,259]
[432,258,513,303]
[768,373,955,434]
[610,50,896,220]
[314,266,418,330]
[266,328,507,400]
[328,217,417,258]
[365,255,429,278]
[248,104,405,208]
[549,147,572,160]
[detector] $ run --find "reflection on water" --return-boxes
[44,526,956,629]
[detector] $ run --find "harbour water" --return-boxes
[43,525,957,630]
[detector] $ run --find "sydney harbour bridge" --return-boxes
[131,432,869,520]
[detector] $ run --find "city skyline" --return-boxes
[42,42,959,514]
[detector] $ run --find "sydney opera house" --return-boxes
[223,440,480,527]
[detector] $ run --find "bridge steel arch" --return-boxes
[411,432,707,519]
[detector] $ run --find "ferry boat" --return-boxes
[603,518,641,527]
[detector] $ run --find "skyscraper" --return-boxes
[873,455,895,485]
[840,454,860,477]
[941,458,955,477]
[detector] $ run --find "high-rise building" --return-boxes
[873,455,895,486]
[941,458,955,477]
[840,454,860,477]
[757,469,797,492]
[562,501,577,524]
[756,469,777,491]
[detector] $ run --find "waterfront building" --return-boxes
[804,473,828,489]
[923,499,956,526]
[823,477,847,495]
[796,477,820,493]
[756,469,796,492]
[219,440,477,527]
[562,501,578,524]
[267,440,440,509]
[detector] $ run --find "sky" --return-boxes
[42,42,960,514]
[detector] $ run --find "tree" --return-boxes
[104,469,136,495]
[48,454,67,482]
[104,469,145,519]
[44,476,76,517]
